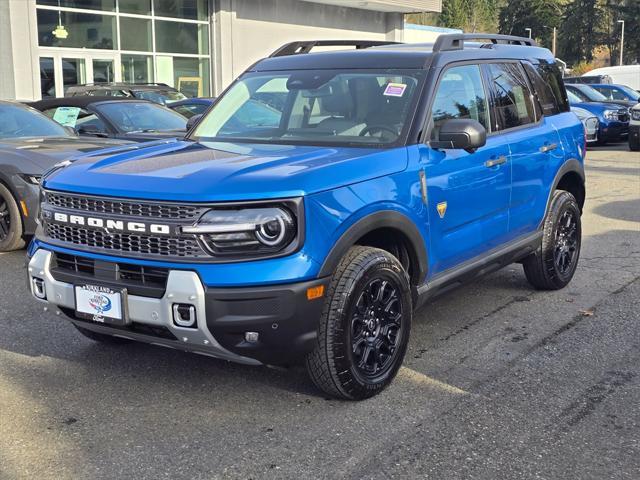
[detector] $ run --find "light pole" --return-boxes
[525,28,532,39]
[618,20,625,65]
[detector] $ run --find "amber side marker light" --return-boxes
[20,201,29,217]
[307,285,325,300]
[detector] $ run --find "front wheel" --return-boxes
[306,246,412,400]
[523,190,581,290]
[0,183,25,252]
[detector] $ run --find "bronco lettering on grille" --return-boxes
[52,212,171,235]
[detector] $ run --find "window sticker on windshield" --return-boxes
[52,107,81,127]
[384,83,407,97]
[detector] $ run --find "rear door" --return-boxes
[483,62,564,238]
[422,63,511,274]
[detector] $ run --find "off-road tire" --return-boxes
[0,183,25,252]
[306,246,412,400]
[523,190,581,290]
[73,324,131,344]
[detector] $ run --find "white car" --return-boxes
[629,104,640,151]
[572,106,599,144]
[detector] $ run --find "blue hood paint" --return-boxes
[42,139,409,201]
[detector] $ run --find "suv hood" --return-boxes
[42,139,409,201]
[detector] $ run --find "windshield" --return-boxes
[573,85,608,102]
[133,89,187,105]
[0,103,70,139]
[96,102,187,133]
[567,90,582,103]
[614,85,640,101]
[191,70,425,147]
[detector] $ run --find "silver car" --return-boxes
[571,106,599,144]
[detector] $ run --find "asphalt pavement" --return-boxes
[1,144,638,480]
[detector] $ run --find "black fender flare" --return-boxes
[318,210,428,284]
[545,158,585,213]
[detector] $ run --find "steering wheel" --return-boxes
[359,125,398,141]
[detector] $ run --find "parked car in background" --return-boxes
[582,65,640,91]
[563,75,612,86]
[629,104,640,151]
[65,83,187,105]
[571,106,598,144]
[590,84,640,104]
[566,90,629,144]
[564,83,637,110]
[168,97,215,118]
[30,97,189,142]
[0,101,130,252]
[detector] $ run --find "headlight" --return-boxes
[632,109,640,121]
[182,203,300,257]
[603,109,619,121]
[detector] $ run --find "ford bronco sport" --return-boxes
[28,35,586,400]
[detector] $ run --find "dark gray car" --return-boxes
[0,101,131,251]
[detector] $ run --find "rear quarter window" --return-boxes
[528,62,570,115]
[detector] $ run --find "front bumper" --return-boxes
[599,121,629,141]
[28,248,329,365]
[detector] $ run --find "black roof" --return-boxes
[67,82,174,90]
[28,96,150,111]
[250,35,555,72]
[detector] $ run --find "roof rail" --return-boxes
[269,40,400,57]
[432,33,538,52]
[69,82,171,87]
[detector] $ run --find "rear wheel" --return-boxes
[523,190,581,290]
[0,183,25,252]
[306,246,412,400]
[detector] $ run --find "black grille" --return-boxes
[46,223,205,258]
[52,253,171,298]
[46,192,206,220]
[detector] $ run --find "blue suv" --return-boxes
[28,35,586,400]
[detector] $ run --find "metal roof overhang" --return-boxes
[299,0,442,13]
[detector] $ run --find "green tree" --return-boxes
[558,0,606,64]
[499,0,564,50]
[438,0,499,32]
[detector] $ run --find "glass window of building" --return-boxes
[37,0,115,11]
[155,21,209,55]
[37,10,116,50]
[119,0,151,15]
[120,17,152,52]
[122,55,154,84]
[157,57,209,97]
[153,0,208,21]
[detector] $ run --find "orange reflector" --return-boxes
[20,201,29,217]
[306,285,325,300]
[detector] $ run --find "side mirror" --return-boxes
[430,119,487,154]
[186,114,203,131]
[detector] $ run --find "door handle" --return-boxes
[484,155,507,168]
[539,143,558,153]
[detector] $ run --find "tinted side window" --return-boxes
[536,63,570,113]
[486,63,536,130]
[430,64,490,140]
[523,62,558,117]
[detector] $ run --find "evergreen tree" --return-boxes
[499,0,563,50]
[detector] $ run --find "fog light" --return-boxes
[245,332,259,343]
[172,303,196,328]
[32,277,46,299]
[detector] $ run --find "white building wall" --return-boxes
[213,0,403,94]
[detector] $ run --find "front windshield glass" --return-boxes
[575,85,608,102]
[133,89,187,105]
[567,90,582,103]
[0,103,70,139]
[192,70,425,147]
[96,102,187,133]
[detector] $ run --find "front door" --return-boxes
[38,50,120,98]
[422,64,512,275]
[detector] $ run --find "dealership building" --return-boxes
[0,0,442,101]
